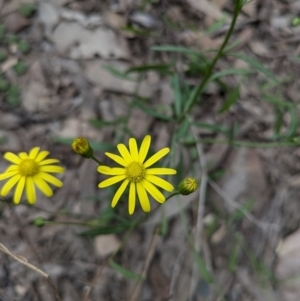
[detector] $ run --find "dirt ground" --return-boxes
[1,0,300,300]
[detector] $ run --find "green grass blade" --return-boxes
[109,259,143,280]
[219,85,240,113]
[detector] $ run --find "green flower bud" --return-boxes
[72,137,93,158]
[34,217,46,227]
[178,177,198,195]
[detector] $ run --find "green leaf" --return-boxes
[228,53,278,82]
[205,17,227,35]
[79,225,128,237]
[109,260,143,280]
[13,61,27,76]
[192,122,229,136]
[6,85,21,107]
[19,3,37,18]
[219,85,240,113]
[102,65,135,81]
[229,199,255,223]
[175,118,190,140]
[133,100,172,121]
[18,40,31,54]
[171,75,182,117]
[126,63,172,75]
[90,118,127,128]
[228,241,240,272]
[210,68,253,82]
[151,45,201,57]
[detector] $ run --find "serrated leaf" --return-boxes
[219,85,240,113]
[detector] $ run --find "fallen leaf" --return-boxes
[186,0,224,21]
[94,234,121,257]
[52,22,130,59]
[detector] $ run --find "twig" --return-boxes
[129,226,160,301]
[0,243,62,301]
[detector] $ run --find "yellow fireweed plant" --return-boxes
[0,147,64,204]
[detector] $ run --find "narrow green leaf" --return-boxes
[228,53,278,82]
[151,45,201,57]
[175,118,190,140]
[109,260,143,280]
[205,17,227,35]
[219,85,240,113]
[90,118,127,128]
[79,225,127,237]
[171,75,182,117]
[102,65,135,81]
[133,100,172,121]
[210,68,253,82]
[192,122,229,135]
[126,64,172,75]
[228,241,240,272]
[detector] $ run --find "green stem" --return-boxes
[91,155,104,165]
[182,0,241,118]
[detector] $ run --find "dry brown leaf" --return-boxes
[84,61,159,97]
[94,235,121,258]
[186,0,224,20]
[52,22,130,60]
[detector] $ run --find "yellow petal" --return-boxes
[4,152,21,164]
[39,172,63,187]
[139,135,151,163]
[33,176,53,197]
[38,159,60,166]
[111,179,129,207]
[26,177,36,204]
[0,170,19,180]
[13,176,25,204]
[141,179,165,203]
[29,147,40,159]
[105,152,127,167]
[98,175,126,188]
[145,175,174,192]
[39,166,65,173]
[97,166,125,175]
[129,138,139,161]
[18,152,28,160]
[144,148,170,168]
[35,151,50,162]
[137,182,150,212]
[1,174,22,196]
[4,165,18,172]
[128,182,136,215]
[117,144,133,163]
[146,168,177,175]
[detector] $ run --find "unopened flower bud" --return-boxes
[178,177,198,195]
[72,137,93,158]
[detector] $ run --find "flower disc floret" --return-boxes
[126,162,145,182]
[0,147,64,204]
[19,159,39,176]
[98,135,177,215]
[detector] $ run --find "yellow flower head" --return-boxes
[71,137,93,158]
[0,147,64,204]
[98,135,176,214]
[178,177,198,195]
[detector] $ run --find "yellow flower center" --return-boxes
[19,159,39,176]
[125,162,145,182]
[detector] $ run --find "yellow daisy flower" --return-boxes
[98,135,177,214]
[0,147,64,204]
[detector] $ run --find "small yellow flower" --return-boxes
[98,135,176,214]
[71,137,93,158]
[0,147,64,204]
[178,177,198,195]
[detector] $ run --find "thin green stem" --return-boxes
[182,0,241,118]
[91,155,104,165]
